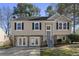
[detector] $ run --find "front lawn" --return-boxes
[40,44,79,56]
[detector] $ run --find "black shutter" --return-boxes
[22,22,24,30]
[14,22,16,30]
[40,22,41,30]
[67,22,69,29]
[32,22,34,30]
[56,22,58,30]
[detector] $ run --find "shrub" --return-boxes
[57,39,62,44]
[68,34,79,42]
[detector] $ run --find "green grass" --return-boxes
[40,49,74,56]
[40,44,79,56]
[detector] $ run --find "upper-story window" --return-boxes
[35,22,39,29]
[14,22,24,30]
[16,23,22,30]
[46,25,51,31]
[32,22,41,30]
[56,22,69,30]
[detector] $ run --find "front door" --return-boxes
[46,25,54,47]
[29,37,40,46]
[17,37,28,46]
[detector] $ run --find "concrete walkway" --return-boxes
[0,47,40,56]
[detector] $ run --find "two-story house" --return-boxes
[10,13,72,47]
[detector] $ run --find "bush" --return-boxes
[57,39,62,44]
[68,34,79,42]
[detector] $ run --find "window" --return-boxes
[46,25,51,31]
[32,22,41,30]
[63,23,66,29]
[35,23,39,29]
[56,22,69,30]
[16,23,22,30]
[15,22,24,30]
[59,23,62,29]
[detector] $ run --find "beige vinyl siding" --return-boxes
[11,20,54,36]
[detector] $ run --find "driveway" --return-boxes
[0,47,40,56]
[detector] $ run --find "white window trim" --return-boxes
[33,22,41,31]
[15,22,23,31]
[17,37,27,46]
[29,37,40,46]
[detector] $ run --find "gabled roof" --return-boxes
[58,15,72,21]
[47,13,60,21]
[47,13,72,21]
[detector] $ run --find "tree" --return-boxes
[4,7,13,35]
[13,3,40,17]
[0,9,4,29]
[57,3,72,15]
[0,6,13,35]
[45,5,56,16]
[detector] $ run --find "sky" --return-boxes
[0,3,57,16]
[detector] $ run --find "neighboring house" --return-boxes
[10,13,72,47]
[0,27,10,46]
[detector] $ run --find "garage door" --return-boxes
[29,37,40,47]
[16,37,28,46]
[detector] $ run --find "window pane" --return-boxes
[16,23,22,30]
[63,23,66,29]
[23,38,26,45]
[36,39,38,44]
[47,26,50,30]
[59,23,62,29]
[18,23,21,29]
[35,23,39,29]
[19,38,22,45]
